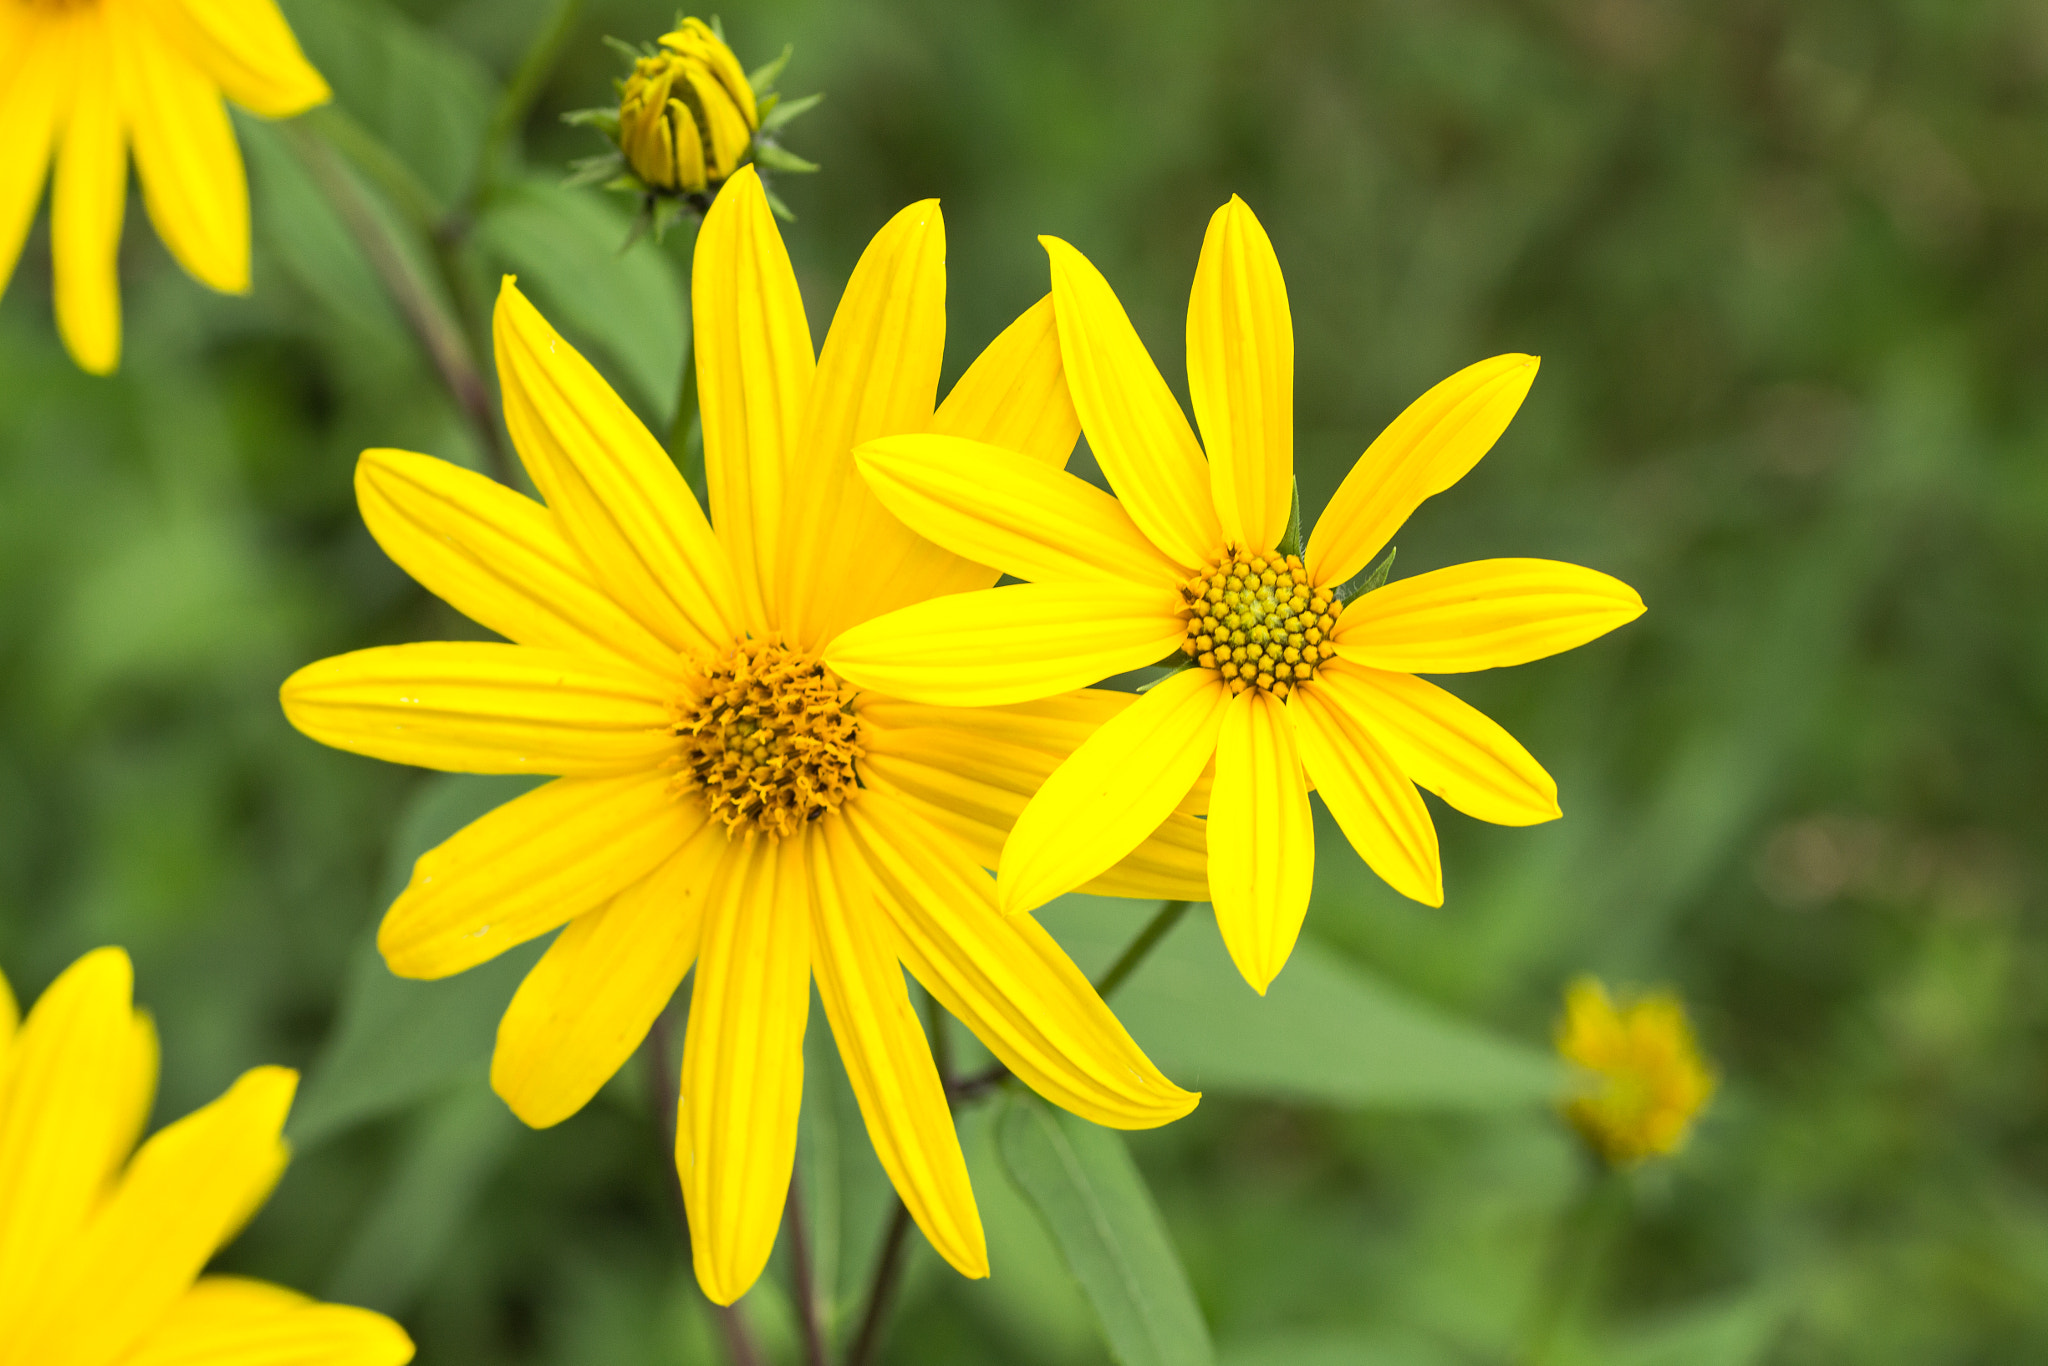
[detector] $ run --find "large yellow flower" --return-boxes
[280,167,1199,1306]
[826,195,1645,993]
[0,0,329,373]
[0,948,412,1366]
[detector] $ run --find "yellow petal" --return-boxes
[131,0,330,118]
[1334,558,1645,673]
[859,692,1209,902]
[1289,684,1441,906]
[777,199,947,647]
[10,1067,297,1366]
[695,167,814,633]
[855,433,1185,588]
[379,773,700,979]
[824,580,1184,708]
[1305,355,1539,589]
[999,668,1230,916]
[1315,660,1559,826]
[678,835,811,1306]
[354,449,680,679]
[281,642,677,777]
[51,6,125,376]
[493,280,742,656]
[0,14,65,304]
[810,816,986,1278]
[1042,235,1221,567]
[121,15,246,293]
[843,791,1197,1129]
[930,294,1079,468]
[677,63,751,175]
[1207,689,1314,994]
[1186,196,1292,553]
[0,949,150,1332]
[121,1276,412,1366]
[492,823,727,1128]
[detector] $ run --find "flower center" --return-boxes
[671,640,862,840]
[1179,551,1338,698]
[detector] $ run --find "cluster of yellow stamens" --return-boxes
[672,640,862,840]
[1180,551,1338,697]
[617,19,759,195]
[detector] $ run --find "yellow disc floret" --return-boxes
[618,18,759,195]
[1179,550,1338,698]
[673,640,862,840]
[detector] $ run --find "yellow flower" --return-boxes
[617,18,758,195]
[279,166,1199,1306]
[1557,976,1715,1167]
[0,948,413,1366]
[824,195,1646,993]
[0,0,329,374]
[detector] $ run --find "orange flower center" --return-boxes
[671,640,862,839]
[1179,550,1338,698]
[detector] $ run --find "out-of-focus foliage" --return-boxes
[4,0,2047,1363]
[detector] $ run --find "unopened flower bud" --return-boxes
[617,18,758,195]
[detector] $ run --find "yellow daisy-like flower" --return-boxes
[279,166,1200,1306]
[826,195,1646,993]
[1556,976,1715,1167]
[0,947,413,1366]
[0,0,329,374]
[617,18,757,196]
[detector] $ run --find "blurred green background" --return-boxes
[4,0,2045,1362]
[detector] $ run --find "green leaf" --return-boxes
[287,774,546,1149]
[473,176,688,428]
[997,1094,1216,1366]
[1599,1290,1788,1366]
[1335,546,1396,604]
[322,1080,521,1312]
[1039,897,1565,1108]
[748,43,794,96]
[761,91,824,133]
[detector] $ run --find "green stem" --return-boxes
[1524,1164,1630,1366]
[468,0,589,218]
[663,223,704,491]
[1093,900,1191,999]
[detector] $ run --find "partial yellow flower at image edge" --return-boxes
[280,166,1201,1307]
[0,948,412,1366]
[825,194,1645,994]
[1557,976,1716,1168]
[0,0,330,373]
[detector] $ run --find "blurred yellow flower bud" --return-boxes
[1556,976,1715,1167]
[617,19,759,195]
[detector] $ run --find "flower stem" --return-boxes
[1093,900,1190,999]
[470,0,588,216]
[1523,1163,1630,1366]
[643,998,764,1366]
[843,1201,914,1366]
[783,1172,830,1366]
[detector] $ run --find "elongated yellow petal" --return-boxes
[811,817,986,1277]
[1042,235,1221,568]
[844,791,1197,1128]
[0,15,64,303]
[379,774,699,979]
[11,1067,297,1366]
[695,167,814,633]
[52,6,125,375]
[0,949,147,1332]
[132,0,329,118]
[355,449,680,679]
[121,16,246,293]
[859,702,1210,903]
[1315,660,1558,826]
[1305,355,1539,588]
[121,1276,413,1366]
[492,823,728,1128]
[999,668,1230,915]
[493,280,742,656]
[1187,196,1292,553]
[825,580,1183,708]
[678,836,811,1306]
[1289,683,1441,906]
[777,199,947,647]
[856,433,1184,588]
[280,642,676,776]
[1207,689,1314,994]
[1334,558,1644,673]
[931,294,1079,468]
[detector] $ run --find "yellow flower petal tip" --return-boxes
[1556,976,1715,1168]
[0,948,411,1363]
